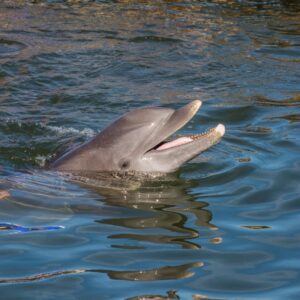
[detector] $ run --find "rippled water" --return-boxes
[0,0,300,299]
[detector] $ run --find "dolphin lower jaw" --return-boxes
[151,124,225,152]
[138,124,225,173]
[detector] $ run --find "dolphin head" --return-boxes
[51,100,225,175]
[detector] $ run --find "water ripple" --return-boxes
[0,38,26,58]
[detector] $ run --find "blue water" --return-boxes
[0,1,300,299]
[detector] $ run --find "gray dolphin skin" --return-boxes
[51,100,225,175]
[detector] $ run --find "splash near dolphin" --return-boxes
[50,100,225,175]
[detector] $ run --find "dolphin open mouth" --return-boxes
[145,100,225,155]
[153,124,225,151]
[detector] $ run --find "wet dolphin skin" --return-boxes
[51,100,225,174]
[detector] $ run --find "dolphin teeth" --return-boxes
[174,127,218,141]
[189,128,215,140]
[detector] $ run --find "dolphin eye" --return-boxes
[120,160,130,169]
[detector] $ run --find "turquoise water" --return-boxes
[0,1,300,299]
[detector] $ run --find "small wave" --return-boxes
[2,119,95,138]
[41,125,95,137]
[270,114,300,123]
[0,269,85,284]
[0,38,26,59]
[35,155,53,167]
[255,94,300,107]
[129,35,182,44]
[0,223,64,233]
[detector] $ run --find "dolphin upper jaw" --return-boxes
[128,100,202,157]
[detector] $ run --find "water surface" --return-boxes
[0,0,300,299]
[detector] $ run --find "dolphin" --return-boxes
[50,100,225,175]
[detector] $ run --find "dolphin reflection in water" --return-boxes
[50,100,225,178]
[0,173,217,285]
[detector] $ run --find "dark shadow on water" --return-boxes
[0,261,203,284]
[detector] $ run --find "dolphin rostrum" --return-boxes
[50,100,225,175]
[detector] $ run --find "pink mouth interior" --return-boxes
[155,124,225,151]
[156,137,193,151]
